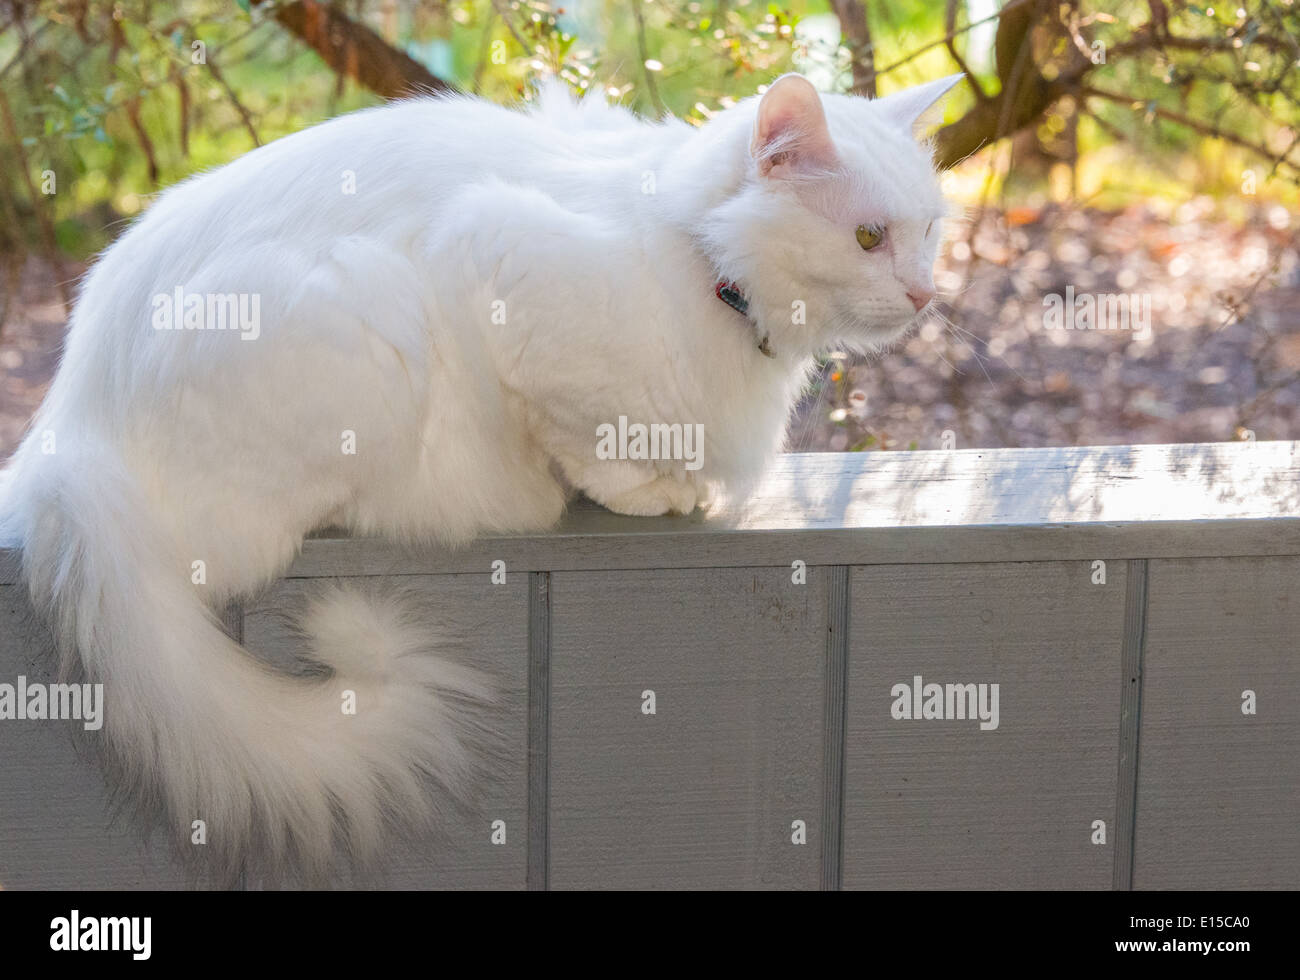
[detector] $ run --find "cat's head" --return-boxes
[702,72,962,356]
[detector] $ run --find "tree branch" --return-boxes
[933,0,1065,169]
[204,46,261,146]
[830,0,876,97]
[1083,85,1300,181]
[944,0,985,100]
[0,87,70,312]
[261,0,457,100]
[630,0,665,115]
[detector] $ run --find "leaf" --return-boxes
[236,0,251,12]
[1005,206,1040,226]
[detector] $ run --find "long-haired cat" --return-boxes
[0,71,961,880]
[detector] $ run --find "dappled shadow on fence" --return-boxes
[737,442,1299,533]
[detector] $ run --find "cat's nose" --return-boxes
[907,288,935,312]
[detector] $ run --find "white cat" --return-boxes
[0,72,959,880]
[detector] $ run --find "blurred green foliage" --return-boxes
[1,0,1296,262]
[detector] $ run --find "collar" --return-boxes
[715,280,775,358]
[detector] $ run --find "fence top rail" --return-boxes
[1,441,1298,583]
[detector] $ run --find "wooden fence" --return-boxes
[1,441,1297,889]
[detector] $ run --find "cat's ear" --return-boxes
[874,74,964,137]
[750,74,839,178]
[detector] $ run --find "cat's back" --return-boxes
[52,91,671,408]
[99,90,668,275]
[136,96,554,241]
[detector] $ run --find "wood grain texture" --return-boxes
[7,442,1294,582]
[526,571,550,890]
[1112,559,1149,890]
[547,566,826,889]
[0,586,197,889]
[271,440,1300,572]
[821,565,850,890]
[1,444,1297,890]
[842,562,1125,889]
[240,573,529,889]
[1132,557,1300,889]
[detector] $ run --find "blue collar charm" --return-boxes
[715,280,774,358]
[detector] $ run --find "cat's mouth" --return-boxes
[830,306,926,351]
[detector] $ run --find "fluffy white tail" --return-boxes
[5,445,499,883]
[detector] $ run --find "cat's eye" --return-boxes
[856,224,885,251]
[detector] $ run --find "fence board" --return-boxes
[547,566,826,889]
[1133,557,1300,889]
[842,561,1125,889]
[0,586,197,888]
[239,573,529,889]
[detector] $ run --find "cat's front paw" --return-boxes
[601,477,698,517]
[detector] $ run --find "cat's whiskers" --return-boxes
[936,307,1030,387]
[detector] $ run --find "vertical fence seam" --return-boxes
[527,571,551,890]
[1114,558,1149,890]
[821,565,850,891]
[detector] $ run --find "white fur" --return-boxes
[0,74,958,877]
